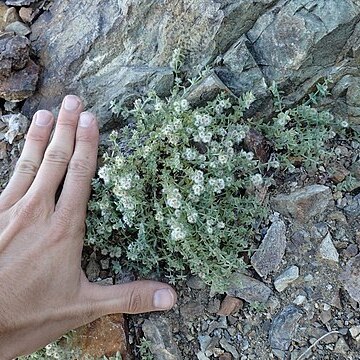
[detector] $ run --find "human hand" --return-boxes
[0,96,177,359]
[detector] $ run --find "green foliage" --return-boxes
[85,65,346,291]
[86,88,270,291]
[138,337,154,360]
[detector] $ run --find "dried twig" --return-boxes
[296,330,340,360]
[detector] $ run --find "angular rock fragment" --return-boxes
[251,218,287,277]
[341,254,360,303]
[217,295,243,316]
[319,233,339,263]
[274,266,299,292]
[185,71,232,107]
[5,20,31,35]
[226,272,272,304]
[269,305,303,352]
[142,317,181,360]
[0,59,39,101]
[271,185,332,222]
[0,2,9,31]
[1,112,28,144]
[0,32,30,78]
[5,0,36,5]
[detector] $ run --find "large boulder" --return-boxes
[23,0,360,127]
[22,0,277,126]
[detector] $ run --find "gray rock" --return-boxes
[24,0,276,126]
[274,266,299,292]
[1,112,28,144]
[341,254,360,303]
[271,185,332,222]
[319,233,339,262]
[0,32,30,78]
[186,275,206,290]
[5,0,35,5]
[226,272,272,303]
[85,258,100,282]
[5,20,31,36]
[344,194,360,218]
[269,305,303,352]
[0,32,39,101]
[251,218,287,277]
[219,338,239,359]
[334,337,350,355]
[142,317,181,360]
[247,0,360,84]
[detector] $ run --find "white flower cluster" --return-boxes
[173,99,189,113]
[194,113,212,127]
[243,92,256,109]
[191,169,204,184]
[250,173,263,187]
[209,178,225,193]
[98,165,111,185]
[215,98,232,113]
[192,184,205,196]
[165,188,182,209]
[187,210,198,224]
[240,150,254,161]
[183,147,197,161]
[194,126,213,143]
[276,112,290,127]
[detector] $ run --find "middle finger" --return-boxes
[29,95,84,199]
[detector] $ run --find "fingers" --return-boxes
[83,280,177,316]
[29,95,84,198]
[0,110,54,209]
[55,112,99,221]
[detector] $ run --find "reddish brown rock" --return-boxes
[244,128,272,163]
[219,353,233,360]
[71,314,131,359]
[0,59,39,101]
[217,295,243,316]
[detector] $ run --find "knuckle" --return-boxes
[15,159,39,177]
[68,158,93,179]
[55,206,73,228]
[45,147,71,166]
[26,131,48,143]
[13,194,45,222]
[127,289,142,313]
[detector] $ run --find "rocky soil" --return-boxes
[0,0,359,359]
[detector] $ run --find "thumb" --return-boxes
[84,280,177,315]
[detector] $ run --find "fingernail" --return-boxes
[153,289,175,310]
[64,95,81,111]
[34,110,53,126]
[79,112,94,128]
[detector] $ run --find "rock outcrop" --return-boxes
[23,0,360,127]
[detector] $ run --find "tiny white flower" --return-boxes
[245,152,254,161]
[217,221,225,229]
[217,179,225,189]
[180,99,189,111]
[340,120,349,128]
[251,173,263,187]
[192,184,204,196]
[218,154,228,165]
[154,102,163,111]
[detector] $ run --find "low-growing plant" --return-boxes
[85,56,348,291]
